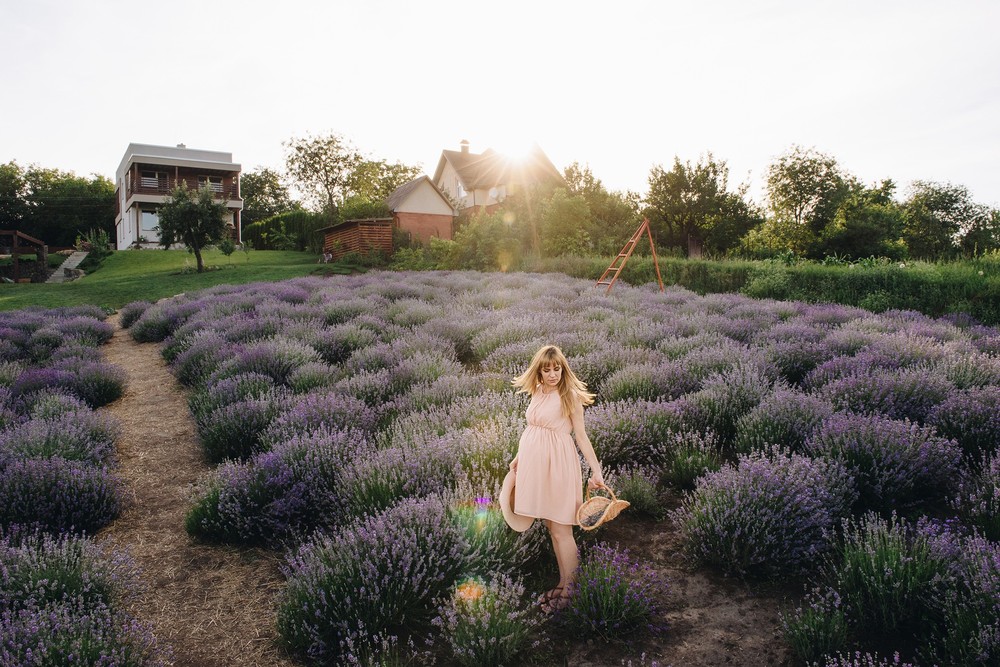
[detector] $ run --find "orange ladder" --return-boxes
[595,218,664,294]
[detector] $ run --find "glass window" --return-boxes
[141,210,159,232]
[199,175,224,193]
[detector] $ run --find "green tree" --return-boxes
[902,181,986,259]
[539,188,592,257]
[284,133,363,215]
[451,209,522,271]
[766,145,854,255]
[0,161,29,231]
[959,207,1000,257]
[19,167,115,247]
[818,180,907,259]
[348,159,422,202]
[563,162,640,255]
[240,167,298,227]
[157,183,229,272]
[645,153,761,257]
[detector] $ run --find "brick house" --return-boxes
[114,143,242,249]
[432,140,563,213]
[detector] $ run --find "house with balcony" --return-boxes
[432,140,563,213]
[114,143,242,249]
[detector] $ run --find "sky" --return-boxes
[2,0,999,208]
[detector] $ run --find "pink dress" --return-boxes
[513,388,583,525]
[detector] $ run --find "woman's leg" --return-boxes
[545,519,579,588]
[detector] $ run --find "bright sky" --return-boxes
[2,0,999,207]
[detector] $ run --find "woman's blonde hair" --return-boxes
[512,345,595,417]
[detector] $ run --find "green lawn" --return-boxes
[0,249,341,312]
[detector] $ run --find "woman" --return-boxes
[505,344,605,613]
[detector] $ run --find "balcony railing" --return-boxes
[126,177,240,201]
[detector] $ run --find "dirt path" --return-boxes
[100,315,296,667]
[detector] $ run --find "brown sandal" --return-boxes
[537,586,564,605]
[540,590,571,614]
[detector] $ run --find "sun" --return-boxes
[490,137,537,164]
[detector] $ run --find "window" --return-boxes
[199,175,224,193]
[141,210,159,232]
[141,171,165,188]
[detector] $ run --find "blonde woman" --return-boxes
[503,344,605,613]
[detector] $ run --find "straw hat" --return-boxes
[499,471,534,532]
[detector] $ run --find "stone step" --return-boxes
[45,251,90,283]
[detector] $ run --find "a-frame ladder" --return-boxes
[595,218,665,294]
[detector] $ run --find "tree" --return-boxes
[240,167,298,227]
[284,133,363,215]
[0,161,28,231]
[157,183,229,273]
[21,168,115,247]
[766,145,854,255]
[902,181,987,259]
[817,180,907,260]
[539,188,592,257]
[348,159,422,203]
[563,162,640,255]
[958,207,1000,257]
[645,153,761,257]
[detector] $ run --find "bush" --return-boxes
[780,587,849,664]
[816,367,953,423]
[187,372,281,423]
[560,542,668,640]
[170,331,231,387]
[198,397,286,463]
[186,428,361,544]
[21,390,89,420]
[448,500,545,577]
[213,337,321,387]
[927,386,1000,462]
[733,387,834,454]
[599,360,700,402]
[683,362,775,444]
[432,574,541,667]
[671,449,856,576]
[952,453,1000,541]
[804,413,963,514]
[0,411,119,465]
[276,496,468,664]
[43,359,127,408]
[261,390,378,446]
[659,430,723,490]
[607,466,664,519]
[586,399,694,470]
[818,653,915,667]
[118,301,152,329]
[0,458,124,534]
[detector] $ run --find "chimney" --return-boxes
[176,143,186,149]
[460,139,469,154]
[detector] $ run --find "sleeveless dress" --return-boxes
[513,388,583,525]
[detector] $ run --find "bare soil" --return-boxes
[98,315,796,667]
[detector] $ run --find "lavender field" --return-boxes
[2,270,999,666]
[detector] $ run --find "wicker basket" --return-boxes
[576,485,630,531]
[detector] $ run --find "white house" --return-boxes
[114,143,242,249]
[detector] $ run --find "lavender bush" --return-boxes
[432,574,542,667]
[118,300,152,329]
[927,385,1000,462]
[805,413,963,513]
[197,397,287,463]
[817,652,915,667]
[734,387,834,454]
[780,586,848,664]
[276,496,468,664]
[659,430,723,490]
[671,449,856,576]
[560,542,668,640]
[0,458,125,534]
[816,367,953,423]
[952,453,1000,540]
[0,410,119,465]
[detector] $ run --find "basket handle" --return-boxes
[583,483,617,503]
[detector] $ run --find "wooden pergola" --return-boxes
[0,230,48,283]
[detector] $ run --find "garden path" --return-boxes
[100,314,296,667]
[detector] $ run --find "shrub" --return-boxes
[185,428,361,544]
[829,514,955,635]
[213,337,321,387]
[187,372,281,423]
[262,390,378,446]
[816,367,953,423]
[26,328,65,362]
[0,529,138,612]
[198,397,287,463]
[671,449,855,576]
[21,390,89,420]
[587,399,695,470]
[0,458,124,534]
[432,574,542,667]
[952,453,1000,541]
[9,368,76,401]
[560,542,668,640]
[805,413,963,514]
[659,430,723,491]
[683,362,775,444]
[607,466,663,519]
[118,301,152,329]
[927,386,1000,462]
[53,316,114,347]
[0,597,168,666]
[170,331,231,386]
[599,360,700,402]
[448,499,545,577]
[0,411,119,465]
[276,496,468,664]
[733,388,834,454]
[286,362,339,393]
[48,360,127,408]
[818,653,915,667]
[780,587,848,664]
